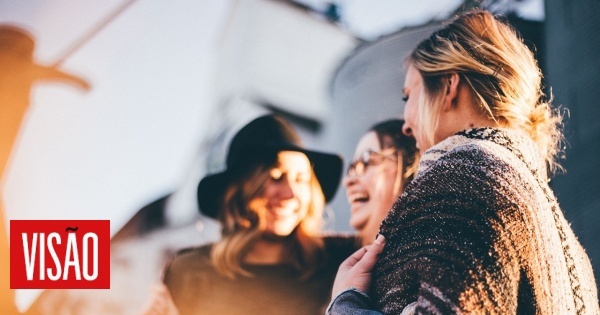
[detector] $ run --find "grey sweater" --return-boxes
[374,128,599,314]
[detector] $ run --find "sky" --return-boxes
[296,0,544,39]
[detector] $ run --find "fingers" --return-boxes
[340,245,370,269]
[331,235,386,297]
[355,234,386,272]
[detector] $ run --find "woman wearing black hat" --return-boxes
[150,114,358,315]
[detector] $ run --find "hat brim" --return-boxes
[197,144,342,219]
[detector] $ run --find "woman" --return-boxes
[141,119,417,315]
[344,119,418,246]
[160,114,358,315]
[329,10,599,314]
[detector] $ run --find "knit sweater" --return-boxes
[374,128,599,314]
[164,235,359,315]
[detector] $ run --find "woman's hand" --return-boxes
[140,284,180,315]
[332,234,386,298]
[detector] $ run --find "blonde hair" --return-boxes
[211,159,325,279]
[408,10,563,173]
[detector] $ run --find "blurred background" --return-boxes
[1,0,598,314]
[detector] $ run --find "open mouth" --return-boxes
[349,194,369,204]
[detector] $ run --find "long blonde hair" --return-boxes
[408,10,563,173]
[210,158,325,279]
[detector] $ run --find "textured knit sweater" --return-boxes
[164,235,358,315]
[374,128,599,314]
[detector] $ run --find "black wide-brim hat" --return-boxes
[197,114,343,219]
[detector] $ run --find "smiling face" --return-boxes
[251,151,313,237]
[344,132,401,245]
[402,64,433,152]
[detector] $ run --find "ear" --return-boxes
[442,73,460,111]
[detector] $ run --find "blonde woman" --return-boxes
[161,115,358,315]
[344,119,418,246]
[329,10,599,314]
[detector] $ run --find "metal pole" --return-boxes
[52,0,139,66]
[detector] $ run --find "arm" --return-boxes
[327,289,382,315]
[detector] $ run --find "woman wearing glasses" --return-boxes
[344,119,419,246]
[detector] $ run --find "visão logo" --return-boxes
[10,220,110,289]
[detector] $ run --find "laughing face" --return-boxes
[344,132,402,245]
[251,151,312,237]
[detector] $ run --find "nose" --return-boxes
[343,173,358,189]
[277,178,295,200]
[402,124,413,137]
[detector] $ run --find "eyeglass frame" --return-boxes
[347,147,399,177]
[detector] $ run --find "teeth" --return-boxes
[270,206,296,217]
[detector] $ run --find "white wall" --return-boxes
[1,0,233,235]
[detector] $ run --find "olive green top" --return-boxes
[164,235,359,315]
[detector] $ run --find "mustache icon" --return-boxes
[65,226,79,232]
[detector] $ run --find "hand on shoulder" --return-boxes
[332,234,386,298]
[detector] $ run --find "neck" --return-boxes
[243,236,289,265]
[360,233,372,247]
[436,90,501,143]
[461,115,499,131]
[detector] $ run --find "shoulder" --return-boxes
[174,243,212,259]
[417,129,539,186]
[409,136,522,202]
[166,243,213,275]
[382,132,530,236]
[422,137,505,176]
[163,243,216,294]
[322,233,360,250]
[321,233,361,263]
[396,139,520,221]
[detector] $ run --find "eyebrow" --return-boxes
[402,88,408,95]
[274,166,311,173]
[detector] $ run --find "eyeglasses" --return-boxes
[347,148,398,177]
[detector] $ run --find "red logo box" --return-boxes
[10,220,110,289]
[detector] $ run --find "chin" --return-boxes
[267,225,297,237]
[273,230,293,237]
[349,218,367,232]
